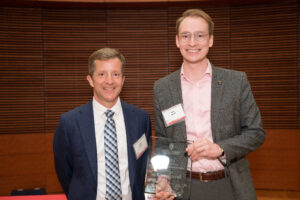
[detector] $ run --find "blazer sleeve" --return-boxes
[53,115,73,195]
[218,72,266,165]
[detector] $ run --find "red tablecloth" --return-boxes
[0,194,67,200]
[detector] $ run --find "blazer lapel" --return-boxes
[169,70,184,105]
[121,100,137,190]
[169,70,187,141]
[78,100,98,181]
[211,66,224,142]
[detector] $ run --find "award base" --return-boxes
[144,136,192,200]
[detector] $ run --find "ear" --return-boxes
[176,35,180,48]
[122,76,125,85]
[87,75,94,88]
[209,34,214,48]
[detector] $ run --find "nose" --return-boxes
[105,74,113,84]
[188,35,196,46]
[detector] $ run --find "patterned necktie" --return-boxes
[104,110,122,200]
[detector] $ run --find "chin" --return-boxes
[104,97,117,103]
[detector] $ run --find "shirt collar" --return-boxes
[180,60,212,80]
[93,97,122,117]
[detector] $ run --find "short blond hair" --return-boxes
[176,9,214,36]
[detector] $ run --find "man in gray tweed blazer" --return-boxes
[153,9,265,200]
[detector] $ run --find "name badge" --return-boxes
[162,104,186,127]
[133,133,148,159]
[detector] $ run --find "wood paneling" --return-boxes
[0,175,46,196]
[0,134,57,195]
[0,134,47,155]
[42,9,106,132]
[230,2,299,129]
[253,170,300,190]
[46,173,63,194]
[0,7,44,135]
[106,8,169,119]
[0,129,299,195]
[248,129,300,190]
[257,189,300,200]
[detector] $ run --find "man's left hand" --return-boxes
[186,138,223,161]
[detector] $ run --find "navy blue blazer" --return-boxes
[53,100,151,200]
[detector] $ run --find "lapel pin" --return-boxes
[218,80,222,85]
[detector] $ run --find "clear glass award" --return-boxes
[144,136,192,200]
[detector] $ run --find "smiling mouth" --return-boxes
[104,87,114,91]
[187,49,200,53]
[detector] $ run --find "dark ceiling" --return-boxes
[0,0,295,9]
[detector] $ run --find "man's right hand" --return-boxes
[155,191,175,200]
[155,175,176,200]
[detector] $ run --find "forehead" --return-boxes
[94,58,122,71]
[179,16,209,33]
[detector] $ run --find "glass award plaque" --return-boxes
[144,136,192,200]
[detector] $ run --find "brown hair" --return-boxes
[176,9,214,36]
[88,48,126,77]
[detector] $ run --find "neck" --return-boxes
[183,59,208,82]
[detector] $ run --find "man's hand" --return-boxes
[186,138,223,161]
[155,191,175,200]
[155,175,176,200]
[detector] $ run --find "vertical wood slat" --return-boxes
[106,9,169,119]
[43,9,106,132]
[230,2,298,129]
[0,7,44,134]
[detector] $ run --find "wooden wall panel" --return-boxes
[0,134,49,195]
[248,129,300,190]
[298,0,300,128]
[167,7,184,73]
[253,170,300,190]
[206,6,230,69]
[0,134,47,155]
[0,175,46,196]
[106,9,169,117]
[230,2,298,129]
[46,172,63,194]
[45,150,62,194]
[0,155,47,177]
[0,155,48,196]
[0,7,44,135]
[0,133,61,195]
[43,9,106,133]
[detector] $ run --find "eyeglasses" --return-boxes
[178,32,209,42]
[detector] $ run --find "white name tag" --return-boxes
[133,133,148,159]
[162,104,186,127]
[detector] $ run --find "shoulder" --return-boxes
[61,100,92,119]
[213,65,245,77]
[212,65,247,84]
[154,70,180,90]
[121,100,150,117]
[212,66,246,76]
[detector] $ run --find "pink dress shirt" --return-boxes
[181,62,224,173]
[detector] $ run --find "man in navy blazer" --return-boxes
[53,48,151,200]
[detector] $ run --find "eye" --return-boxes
[181,34,190,39]
[197,34,204,38]
[98,72,105,77]
[113,72,121,77]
